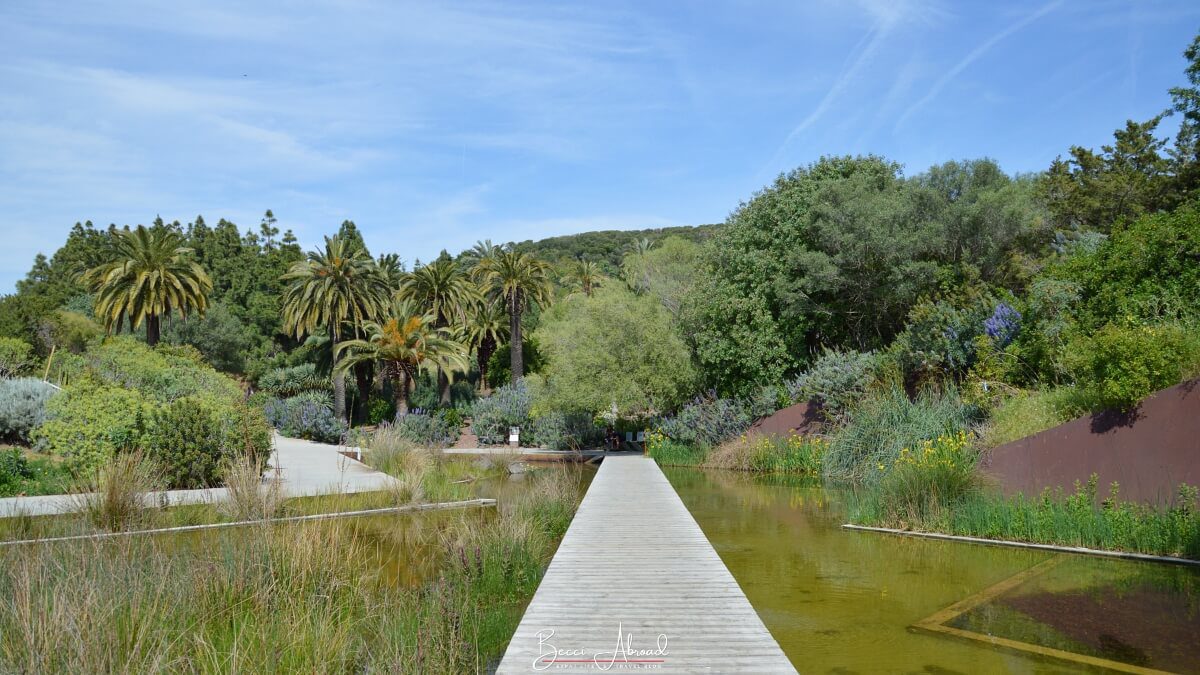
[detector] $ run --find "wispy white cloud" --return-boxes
[893,0,1065,130]
[759,0,945,175]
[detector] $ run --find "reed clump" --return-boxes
[68,450,163,532]
[220,454,283,521]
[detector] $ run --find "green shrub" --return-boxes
[40,309,103,354]
[528,411,602,450]
[866,431,982,527]
[657,394,752,449]
[142,398,229,489]
[32,383,153,473]
[0,448,32,495]
[32,337,269,478]
[262,396,346,444]
[1057,202,1200,328]
[1008,278,1081,384]
[365,395,394,425]
[893,296,991,380]
[0,449,72,498]
[748,434,826,475]
[258,363,329,397]
[824,387,974,483]
[0,338,34,378]
[392,413,457,448]
[786,349,877,420]
[0,378,58,443]
[439,407,464,431]
[58,337,243,404]
[647,431,707,466]
[220,399,272,472]
[1065,322,1200,412]
[471,382,532,444]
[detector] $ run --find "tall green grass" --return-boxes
[852,475,1200,559]
[0,467,582,673]
[980,386,1094,448]
[647,437,707,467]
[823,387,974,483]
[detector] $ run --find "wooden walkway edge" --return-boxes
[496,456,796,673]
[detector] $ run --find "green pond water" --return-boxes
[664,467,1200,674]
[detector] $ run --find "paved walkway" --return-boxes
[496,456,796,674]
[0,434,398,517]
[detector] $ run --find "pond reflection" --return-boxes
[665,467,1200,674]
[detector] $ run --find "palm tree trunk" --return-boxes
[333,372,347,421]
[438,368,451,406]
[393,370,410,421]
[146,314,161,347]
[331,321,345,420]
[478,336,495,394]
[354,361,373,424]
[509,290,523,383]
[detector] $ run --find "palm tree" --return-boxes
[376,253,405,290]
[81,225,212,347]
[567,259,602,297]
[281,235,390,421]
[472,250,553,383]
[397,259,479,405]
[335,300,469,419]
[463,239,503,266]
[629,237,653,257]
[624,238,654,296]
[463,297,509,393]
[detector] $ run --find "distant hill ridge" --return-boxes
[509,223,721,271]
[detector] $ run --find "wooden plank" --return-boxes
[496,456,796,673]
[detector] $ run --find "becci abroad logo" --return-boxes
[533,622,670,671]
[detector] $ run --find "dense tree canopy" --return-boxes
[508,224,719,274]
[536,286,696,417]
[683,156,1049,395]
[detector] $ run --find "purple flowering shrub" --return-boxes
[263,394,347,444]
[983,303,1022,347]
[658,393,753,449]
[470,382,533,445]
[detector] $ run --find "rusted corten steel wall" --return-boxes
[981,379,1200,505]
[747,401,823,438]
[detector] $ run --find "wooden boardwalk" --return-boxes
[497,456,796,673]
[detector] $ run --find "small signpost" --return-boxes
[508,426,520,448]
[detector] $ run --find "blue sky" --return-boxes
[1,1,1198,291]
